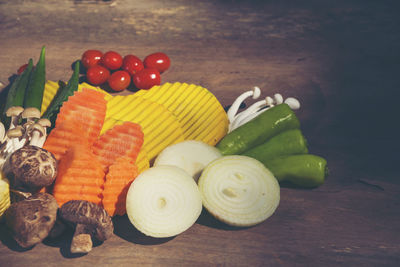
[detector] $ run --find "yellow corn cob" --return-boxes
[135,82,228,145]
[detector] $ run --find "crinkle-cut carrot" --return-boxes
[102,156,139,216]
[43,120,89,161]
[55,88,107,146]
[52,143,105,207]
[92,121,144,171]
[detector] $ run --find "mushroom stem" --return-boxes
[229,97,268,132]
[71,224,94,254]
[226,87,261,124]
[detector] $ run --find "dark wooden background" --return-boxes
[0,0,399,266]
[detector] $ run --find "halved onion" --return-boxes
[153,140,222,181]
[126,165,202,238]
[198,155,280,227]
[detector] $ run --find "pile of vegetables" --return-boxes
[0,46,328,255]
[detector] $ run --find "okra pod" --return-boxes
[42,61,80,126]
[24,46,46,110]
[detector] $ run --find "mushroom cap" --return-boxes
[7,145,57,192]
[59,200,114,241]
[21,107,41,120]
[37,118,51,128]
[27,123,46,137]
[6,106,24,117]
[5,192,59,248]
[6,126,24,138]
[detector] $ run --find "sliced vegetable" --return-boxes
[198,155,280,227]
[0,173,10,219]
[154,140,222,181]
[102,156,139,216]
[135,82,229,146]
[242,129,308,161]
[55,88,107,146]
[52,143,105,207]
[264,154,328,188]
[42,62,80,126]
[126,165,202,238]
[24,46,46,111]
[43,120,88,161]
[216,104,300,155]
[92,121,144,171]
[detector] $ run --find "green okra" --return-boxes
[42,61,80,128]
[24,46,46,111]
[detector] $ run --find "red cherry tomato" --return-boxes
[81,50,103,69]
[108,70,131,91]
[143,52,170,73]
[17,63,28,75]
[122,55,144,76]
[86,65,110,85]
[133,68,161,90]
[101,51,123,70]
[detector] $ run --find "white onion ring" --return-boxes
[198,155,280,227]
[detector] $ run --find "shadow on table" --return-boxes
[112,215,175,245]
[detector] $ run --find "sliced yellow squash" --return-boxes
[103,94,184,161]
[135,82,228,146]
[0,172,10,219]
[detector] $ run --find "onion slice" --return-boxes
[154,140,222,181]
[126,165,202,238]
[198,155,280,227]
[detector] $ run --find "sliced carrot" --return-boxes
[92,121,144,171]
[55,88,107,146]
[102,156,139,216]
[52,143,105,207]
[43,120,88,161]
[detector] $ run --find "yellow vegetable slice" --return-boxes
[0,172,10,219]
[136,82,228,146]
[103,94,184,161]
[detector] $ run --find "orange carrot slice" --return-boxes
[43,120,89,161]
[92,121,144,171]
[55,88,107,146]
[52,143,105,207]
[102,156,139,216]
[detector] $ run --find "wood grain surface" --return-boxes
[0,0,399,266]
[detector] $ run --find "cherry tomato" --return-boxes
[101,51,123,70]
[122,55,144,76]
[108,70,131,91]
[81,49,103,69]
[133,68,161,90]
[86,65,110,85]
[17,63,28,75]
[143,52,170,73]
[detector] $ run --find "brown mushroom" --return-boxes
[21,107,41,123]
[5,145,57,192]
[6,106,24,129]
[5,192,58,248]
[59,200,114,254]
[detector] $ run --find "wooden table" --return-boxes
[1,0,399,266]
